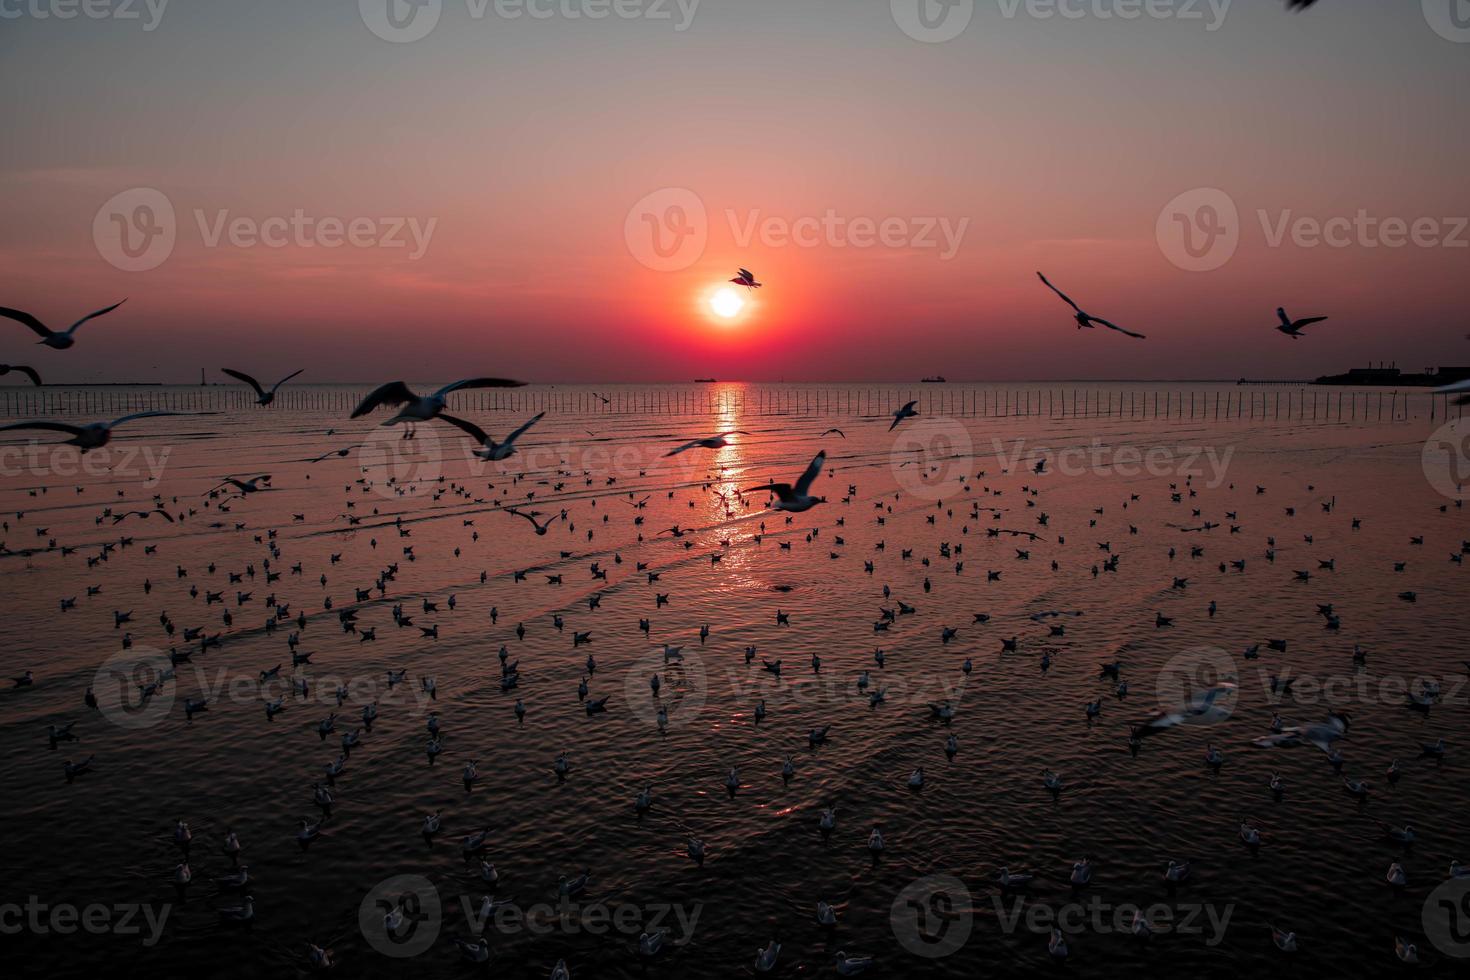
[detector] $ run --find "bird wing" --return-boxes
[111,411,179,428]
[1036,273,1083,314]
[794,451,826,496]
[220,369,266,398]
[739,268,754,280]
[665,441,700,457]
[270,368,305,391]
[0,421,85,436]
[505,412,545,444]
[822,428,845,437]
[67,299,127,334]
[0,365,41,386]
[0,306,55,339]
[351,381,417,417]
[1294,316,1328,330]
[1093,317,1146,339]
[434,377,527,398]
[435,413,490,446]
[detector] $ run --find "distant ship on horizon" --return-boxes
[921,375,947,383]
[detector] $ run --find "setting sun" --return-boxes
[710,287,745,319]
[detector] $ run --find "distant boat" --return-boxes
[921,375,947,383]
[694,378,716,383]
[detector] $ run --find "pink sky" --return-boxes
[1,2,1467,383]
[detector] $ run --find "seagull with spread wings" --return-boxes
[0,411,177,452]
[221,368,304,406]
[665,430,751,457]
[1275,307,1329,338]
[436,412,544,461]
[1037,273,1146,339]
[0,364,41,387]
[731,268,762,290]
[744,451,827,513]
[0,300,127,350]
[350,378,526,429]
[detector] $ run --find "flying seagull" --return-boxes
[1037,273,1146,339]
[665,431,750,456]
[1435,377,1470,406]
[889,401,918,431]
[0,300,127,350]
[0,364,41,387]
[745,451,826,512]
[0,411,177,452]
[221,368,304,406]
[1275,307,1328,338]
[731,268,762,290]
[350,378,526,426]
[436,412,544,461]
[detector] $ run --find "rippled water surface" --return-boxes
[1,383,1466,978]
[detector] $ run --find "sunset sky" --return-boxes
[1,0,1467,383]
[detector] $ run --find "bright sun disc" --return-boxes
[710,287,744,319]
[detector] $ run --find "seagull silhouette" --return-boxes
[1037,273,1145,338]
[0,300,127,350]
[1275,307,1328,338]
[221,368,304,406]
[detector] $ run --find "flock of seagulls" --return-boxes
[1,341,1462,973]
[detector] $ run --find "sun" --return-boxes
[710,286,745,319]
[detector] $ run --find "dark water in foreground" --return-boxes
[1,383,1467,978]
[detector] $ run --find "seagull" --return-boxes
[0,411,178,452]
[731,268,762,290]
[436,412,544,460]
[1252,711,1350,753]
[889,401,918,431]
[1275,307,1328,338]
[0,364,41,386]
[1435,376,1470,406]
[1134,683,1237,736]
[221,368,304,406]
[665,431,750,456]
[1037,273,1145,338]
[505,509,556,535]
[0,300,126,350]
[744,451,826,512]
[350,378,527,426]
